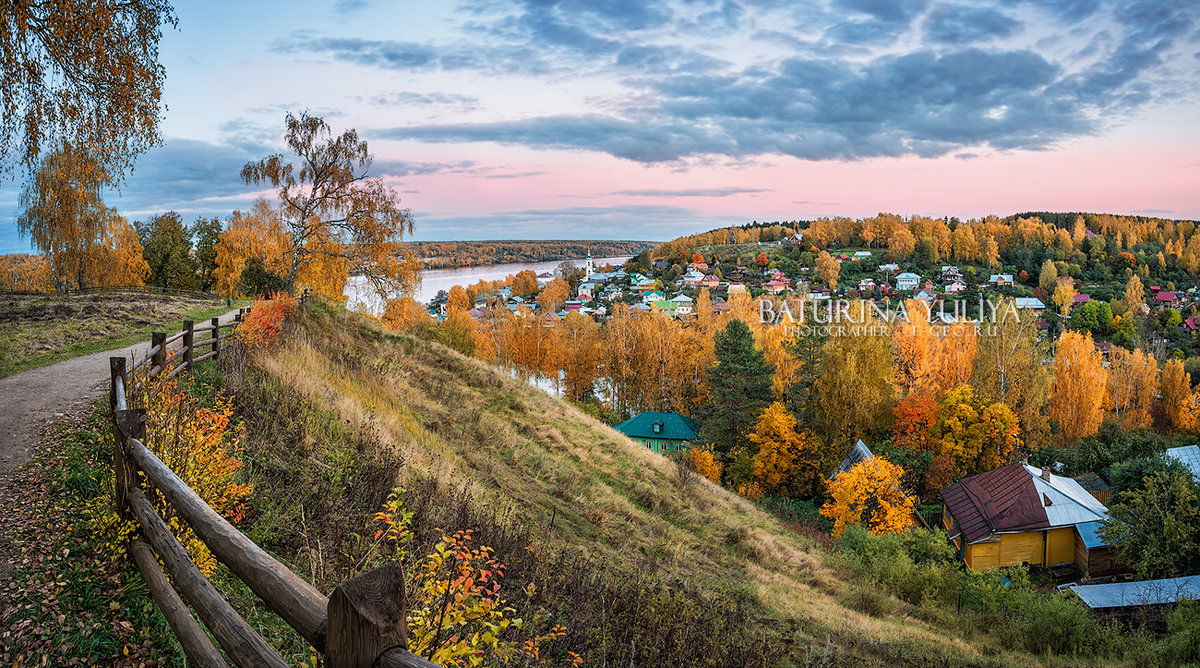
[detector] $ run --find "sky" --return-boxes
[2,0,1199,253]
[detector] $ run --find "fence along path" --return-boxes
[107,295,437,668]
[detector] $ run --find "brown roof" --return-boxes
[940,463,1050,544]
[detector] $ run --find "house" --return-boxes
[989,274,1014,287]
[536,271,554,285]
[1072,293,1091,307]
[577,282,595,301]
[940,462,1116,573]
[670,294,694,315]
[915,287,937,301]
[896,272,921,291]
[651,300,678,316]
[1181,315,1200,332]
[853,251,871,259]
[635,278,660,293]
[858,278,876,291]
[783,233,806,246]
[652,260,669,270]
[945,280,967,294]
[641,290,664,304]
[727,282,747,295]
[728,266,749,280]
[613,411,701,454]
[940,266,963,282]
[1155,291,1181,308]
[763,279,788,295]
[1013,297,1046,310]
[703,274,721,288]
[1165,445,1200,483]
[628,302,651,313]
[682,270,705,288]
[688,261,710,271]
[878,263,900,273]
[835,253,851,261]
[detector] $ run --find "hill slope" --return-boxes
[225,301,1054,666]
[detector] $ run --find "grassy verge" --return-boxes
[0,403,185,666]
[0,292,248,379]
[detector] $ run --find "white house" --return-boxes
[577,282,596,301]
[670,294,694,315]
[877,263,900,273]
[853,251,871,259]
[896,272,921,291]
[945,280,967,294]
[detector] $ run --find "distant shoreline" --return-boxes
[404,239,656,269]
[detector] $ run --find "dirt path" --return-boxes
[0,307,243,578]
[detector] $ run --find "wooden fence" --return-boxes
[107,294,437,667]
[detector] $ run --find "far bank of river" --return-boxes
[344,256,632,314]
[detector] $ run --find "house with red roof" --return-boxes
[1155,291,1181,308]
[940,462,1121,575]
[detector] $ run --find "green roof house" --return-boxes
[613,411,701,455]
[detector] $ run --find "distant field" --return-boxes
[0,292,246,378]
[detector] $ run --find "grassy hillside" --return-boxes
[219,301,1098,666]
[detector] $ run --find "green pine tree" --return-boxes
[698,319,775,468]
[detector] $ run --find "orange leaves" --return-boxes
[821,456,915,539]
[382,296,434,332]
[891,299,940,394]
[1049,331,1108,442]
[687,447,723,483]
[748,402,821,498]
[1160,359,1196,433]
[213,199,291,298]
[536,277,569,312]
[814,251,839,288]
[238,292,298,350]
[891,393,938,454]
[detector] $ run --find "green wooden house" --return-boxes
[613,411,700,454]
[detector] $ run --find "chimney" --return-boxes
[1040,466,1053,482]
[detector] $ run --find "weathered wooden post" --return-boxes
[183,320,195,371]
[109,357,145,519]
[211,317,221,361]
[325,562,408,668]
[152,331,167,376]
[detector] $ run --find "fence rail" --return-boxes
[107,290,438,668]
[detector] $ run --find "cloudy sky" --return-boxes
[2,0,1199,253]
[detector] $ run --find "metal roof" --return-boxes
[1165,445,1200,482]
[1074,520,1108,550]
[613,411,700,442]
[830,440,872,480]
[940,463,1108,545]
[1070,575,1200,609]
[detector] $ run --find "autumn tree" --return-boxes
[939,321,978,391]
[1160,359,1196,433]
[891,393,938,454]
[436,308,479,357]
[973,302,1050,447]
[536,277,569,312]
[382,296,433,333]
[1038,259,1058,291]
[1106,347,1158,429]
[511,269,539,297]
[241,111,420,300]
[17,143,110,289]
[446,285,471,312]
[1052,280,1077,319]
[931,385,1019,476]
[697,319,775,467]
[814,302,894,446]
[1050,331,1108,443]
[1124,274,1146,313]
[691,252,704,264]
[754,252,769,269]
[0,1,175,176]
[748,402,821,498]
[213,200,292,297]
[192,217,222,291]
[821,456,915,538]
[815,251,839,288]
[560,311,601,401]
[892,299,940,394]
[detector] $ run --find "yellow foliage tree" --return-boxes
[536,277,569,312]
[748,402,821,498]
[892,299,940,394]
[1049,331,1108,443]
[382,296,433,333]
[821,456,915,538]
[1160,359,1195,433]
[1106,347,1158,429]
[815,251,839,288]
[688,447,723,483]
[560,311,601,402]
[213,200,291,297]
[1124,274,1146,313]
[241,112,421,301]
[1052,280,1077,319]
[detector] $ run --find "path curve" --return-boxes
[0,306,244,483]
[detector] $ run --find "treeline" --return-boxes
[406,240,654,268]
[652,224,800,260]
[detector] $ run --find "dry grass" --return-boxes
[238,301,1094,666]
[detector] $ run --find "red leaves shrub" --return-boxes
[238,291,297,349]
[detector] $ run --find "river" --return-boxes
[344,256,632,314]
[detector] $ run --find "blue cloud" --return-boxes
[924,4,1021,43]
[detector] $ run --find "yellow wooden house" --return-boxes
[941,462,1113,573]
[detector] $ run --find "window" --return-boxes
[652,422,662,434]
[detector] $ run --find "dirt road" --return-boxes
[0,308,242,577]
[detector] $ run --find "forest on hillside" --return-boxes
[404,240,655,268]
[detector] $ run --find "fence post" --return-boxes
[152,331,167,376]
[325,562,407,668]
[183,320,195,371]
[110,357,145,519]
[211,317,221,361]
